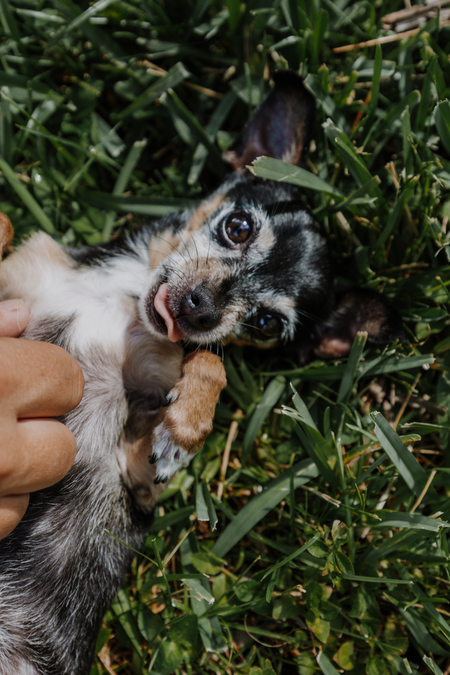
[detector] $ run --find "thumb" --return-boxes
[0,300,29,337]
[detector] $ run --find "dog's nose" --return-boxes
[180,286,221,331]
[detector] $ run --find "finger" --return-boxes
[0,418,78,496]
[0,494,30,540]
[0,338,84,418]
[0,299,29,337]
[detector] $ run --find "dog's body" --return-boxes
[0,73,403,675]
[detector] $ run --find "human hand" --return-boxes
[0,299,84,539]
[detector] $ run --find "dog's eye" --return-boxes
[254,311,282,339]
[223,212,253,245]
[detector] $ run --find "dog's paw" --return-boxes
[150,422,192,484]
[150,351,226,484]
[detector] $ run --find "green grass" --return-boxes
[1,1,450,674]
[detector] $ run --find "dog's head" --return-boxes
[140,72,404,357]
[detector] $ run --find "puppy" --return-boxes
[0,72,403,675]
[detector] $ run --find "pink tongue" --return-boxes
[154,284,185,342]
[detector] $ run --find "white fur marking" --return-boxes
[152,423,192,482]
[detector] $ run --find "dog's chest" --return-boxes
[40,265,142,352]
[0,231,153,354]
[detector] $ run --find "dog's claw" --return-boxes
[163,391,177,407]
[153,474,168,485]
[151,422,192,484]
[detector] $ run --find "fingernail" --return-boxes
[1,299,25,312]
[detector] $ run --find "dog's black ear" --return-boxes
[224,71,315,172]
[312,289,405,360]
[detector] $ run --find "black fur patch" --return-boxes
[25,315,75,349]
[68,237,140,268]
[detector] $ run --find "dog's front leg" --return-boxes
[150,350,227,483]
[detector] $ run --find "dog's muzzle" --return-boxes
[152,282,222,342]
[179,285,221,332]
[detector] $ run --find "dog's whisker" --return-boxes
[188,231,200,271]
[205,227,212,266]
[151,232,189,265]
[179,228,193,262]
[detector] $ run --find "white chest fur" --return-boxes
[0,231,153,354]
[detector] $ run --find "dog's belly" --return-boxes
[0,231,184,674]
[0,457,155,675]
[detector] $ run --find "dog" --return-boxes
[0,72,404,675]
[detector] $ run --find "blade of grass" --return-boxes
[337,331,367,404]
[196,482,218,530]
[181,535,227,652]
[47,0,115,49]
[110,602,143,655]
[162,89,223,172]
[358,42,382,137]
[340,574,413,584]
[262,352,435,380]
[316,176,380,215]
[324,120,382,200]
[317,651,341,675]
[412,583,450,644]
[226,623,298,644]
[402,611,450,656]
[0,90,12,166]
[286,408,338,486]
[104,530,157,566]
[372,511,449,531]
[150,506,195,532]
[261,534,320,580]
[435,100,450,155]
[0,155,56,234]
[0,0,21,40]
[80,191,195,215]
[118,62,190,120]
[363,528,431,564]
[241,376,286,464]
[402,106,414,178]
[226,0,241,32]
[251,156,343,197]
[373,180,416,251]
[359,352,435,379]
[424,656,445,673]
[371,412,431,498]
[416,57,436,131]
[0,71,50,97]
[212,459,319,558]
[50,0,124,57]
[182,579,215,604]
[367,90,421,161]
[102,138,147,240]
[188,90,236,185]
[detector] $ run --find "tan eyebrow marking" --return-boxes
[186,193,226,234]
